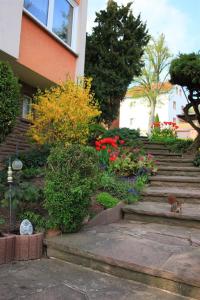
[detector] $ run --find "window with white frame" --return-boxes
[22,95,32,119]
[24,0,76,47]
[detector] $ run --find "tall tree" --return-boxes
[133,34,172,133]
[85,0,149,126]
[170,53,200,150]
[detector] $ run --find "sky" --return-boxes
[87,0,200,55]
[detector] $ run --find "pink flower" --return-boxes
[119,140,125,144]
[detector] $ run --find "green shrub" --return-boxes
[98,172,137,203]
[194,150,200,167]
[0,216,5,225]
[96,192,119,208]
[101,128,140,146]
[2,182,43,209]
[44,144,99,233]
[21,167,44,179]
[134,175,148,192]
[166,139,193,153]
[0,62,21,142]
[88,123,106,144]
[10,145,50,169]
[19,211,46,231]
[150,136,193,153]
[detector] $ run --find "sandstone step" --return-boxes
[144,149,171,155]
[45,221,200,299]
[156,158,194,167]
[157,166,200,176]
[141,187,200,204]
[150,175,200,188]
[123,201,200,228]
[142,144,168,150]
[152,153,183,159]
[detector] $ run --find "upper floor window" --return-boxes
[24,0,49,25]
[24,0,75,47]
[173,101,176,110]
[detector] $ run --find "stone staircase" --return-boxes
[123,141,200,222]
[46,140,200,299]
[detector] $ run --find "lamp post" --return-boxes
[7,157,23,232]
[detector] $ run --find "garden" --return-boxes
[0,61,199,264]
[0,75,158,244]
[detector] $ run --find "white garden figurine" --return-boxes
[20,219,33,235]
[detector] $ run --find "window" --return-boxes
[24,0,75,47]
[24,0,49,25]
[53,0,73,45]
[173,101,176,110]
[173,117,176,123]
[22,95,32,119]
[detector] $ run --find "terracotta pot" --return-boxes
[45,229,61,238]
[14,232,43,261]
[0,233,15,264]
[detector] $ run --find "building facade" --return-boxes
[0,0,88,158]
[119,84,188,137]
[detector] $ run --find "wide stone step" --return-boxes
[157,166,200,176]
[150,175,200,188]
[141,187,200,204]
[143,144,168,150]
[157,160,194,167]
[45,221,200,299]
[152,153,183,159]
[144,149,171,154]
[123,201,200,229]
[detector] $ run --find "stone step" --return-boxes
[157,160,194,167]
[150,175,200,188]
[141,187,200,204]
[152,153,183,159]
[123,201,200,229]
[45,221,200,299]
[157,166,200,177]
[143,144,168,150]
[144,149,171,155]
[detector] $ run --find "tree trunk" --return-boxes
[148,102,156,135]
[188,133,200,153]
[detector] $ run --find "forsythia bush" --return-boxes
[29,78,101,145]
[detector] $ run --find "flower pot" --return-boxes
[45,229,61,238]
[0,233,15,264]
[14,232,43,261]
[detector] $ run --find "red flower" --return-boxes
[107,149,111,153]
[109,156,116,161]
[175,125,179,129]
[95,141,101,147]
[119,140,125,144]
[96,147,101,151]
[153,122,160,128]
[101,145,106,150]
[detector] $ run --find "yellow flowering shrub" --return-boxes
[28,78,101,145]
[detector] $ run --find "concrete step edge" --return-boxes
[45,240,200,299]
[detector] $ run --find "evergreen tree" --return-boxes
[85,0,149,125]
[170,53,200,150]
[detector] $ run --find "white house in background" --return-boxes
[119,83,188,136]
